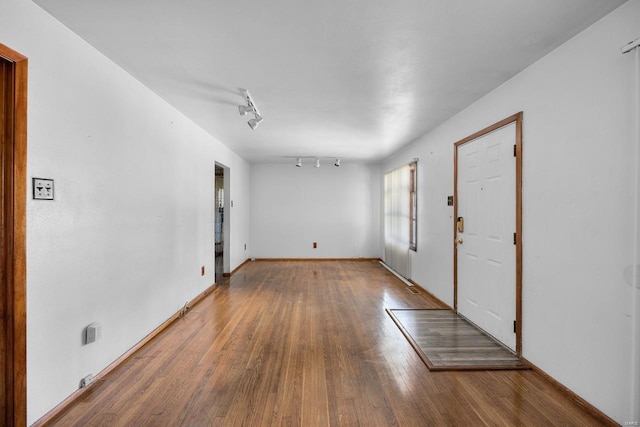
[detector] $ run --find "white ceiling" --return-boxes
[33,0,625,164]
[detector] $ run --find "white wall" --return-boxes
[250,163,381,259]
[226,163,251,272]
[384,1,640,422]
[0,0,251,423]
[4,0,637,423]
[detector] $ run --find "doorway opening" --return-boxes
[214,165,224,284]
[214,163,230,283]
[0,43,28,427]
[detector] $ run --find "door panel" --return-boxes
[457,122,516,350]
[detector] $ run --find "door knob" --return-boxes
[455,238,463,245]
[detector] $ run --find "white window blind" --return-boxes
[384,164,411,278]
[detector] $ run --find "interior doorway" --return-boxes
[214,165,225,284]
[454,112,523,355]
[214,163,230,282]
[0,43,28,427]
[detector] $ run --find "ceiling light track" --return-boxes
[290,156,342,167]
[238,88,263,130]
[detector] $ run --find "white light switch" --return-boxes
[33,178,54,200]
[85,322,102,345]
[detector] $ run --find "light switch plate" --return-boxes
[33,178,54,200]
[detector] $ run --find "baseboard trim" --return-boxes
[32,282,217,426]
[32,264,617,426]
[407,279,453,310]
[376,261,452,311]
[252,257,382,262]
[403,281,614,423]
[520,357,618,426]
[228,258,252,276]
[402,278,612,424]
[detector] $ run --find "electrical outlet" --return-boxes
[33,178,54,200]
[80,374,94,388]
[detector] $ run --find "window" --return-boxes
[384,160,417,277]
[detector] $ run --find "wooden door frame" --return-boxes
[1,43,28,427]
[453,112,523,356]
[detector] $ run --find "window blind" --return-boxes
[384,164,411,278]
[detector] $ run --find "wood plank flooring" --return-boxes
[42,260,607,426]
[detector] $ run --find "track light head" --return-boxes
[295,158,302,167]
[248,115,263,130]
[239,89,264,129]
[238,105,255,116]
[334,159,341,167]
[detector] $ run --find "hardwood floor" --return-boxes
[43,260,606,426]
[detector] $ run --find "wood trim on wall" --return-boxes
[407,279,453,310]
[521,357,618,426]
[0,43,28,427]
[32,282,217,427]
[228,258,251,276]
[453,112,523,356]
[252,258,382,262]
[514,113,523,354]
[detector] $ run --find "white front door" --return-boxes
[456,122,517,350]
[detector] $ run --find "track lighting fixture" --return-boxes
[290,156,343,167]
[238,89,263,130]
